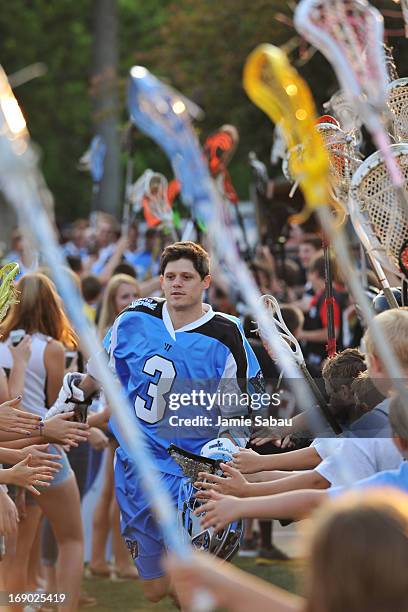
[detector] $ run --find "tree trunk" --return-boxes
[90,0,120,219]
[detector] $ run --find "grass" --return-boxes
[79,558,304,611]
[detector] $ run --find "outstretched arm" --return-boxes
[165,551,303,612]
[198,488,328,531]
[196,463,329,498]
[231,445,321,473]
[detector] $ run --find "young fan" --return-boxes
[167,490,408,612]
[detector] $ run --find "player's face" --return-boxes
[114,283,139,314]
[160,259,210,310]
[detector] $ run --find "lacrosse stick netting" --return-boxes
[0,262,19,322]
[128,66,328,435]
[315,119,361,207]
[386,78,408,143]
[349,144,408,279]
[0,66,219,611]
[243,44,408,406]
[294,0,408,211]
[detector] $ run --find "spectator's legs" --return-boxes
[36,475,83,612]
[90,445,114,575]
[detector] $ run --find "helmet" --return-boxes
[200,437,239,462]
[177,478,243,561]
[177,438,242,560]
[372,287,402,313]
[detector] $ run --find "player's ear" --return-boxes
[203,274,211,290]
[159,275,164,289]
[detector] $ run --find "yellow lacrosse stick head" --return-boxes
[243,44,331,223]
[0,262,19,323]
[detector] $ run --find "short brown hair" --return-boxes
[322,348,366,392]
[300,236,322,251]
[351,371,385,411]
[281,304,304,335]
[159,241,210,279]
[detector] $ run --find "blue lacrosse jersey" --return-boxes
[101,297,263,476]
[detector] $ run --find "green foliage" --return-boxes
[1,0,407,220]
[0,1,93,222]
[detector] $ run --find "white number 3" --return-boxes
[134,355,176,423]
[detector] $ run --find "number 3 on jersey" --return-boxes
[134,355,176,423]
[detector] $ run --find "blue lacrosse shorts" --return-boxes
[114,449,183,580]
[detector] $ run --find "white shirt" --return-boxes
[0,333,50,418]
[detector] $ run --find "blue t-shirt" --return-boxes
[329,460,408,497]
[103,298,263,475]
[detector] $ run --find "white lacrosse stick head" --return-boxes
[145,172,172,223]
[324,90,362,133]
[270,123,288,165]
[255,295,305,366]
[128,169,172,226]
[295,0,388,120]
[349,144,408,278]
[315,121,361,203]
[127,169,154,213]
[386,78,408,143]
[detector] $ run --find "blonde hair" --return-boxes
[364,308,408,368]
[389,394,408,442]
[305,490,408,612]
[98,274,141,338]
[0,273,78,349]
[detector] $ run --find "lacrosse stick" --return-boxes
[78,134,106,228]
[349,144,408,282]
[313,118,399,307]
[0,262,19,323]
[0,66,216,612]
[129,168,177,240]
[324,89,362,135]
[294,0,408,216]
[386,78,408,143]
[257,295,341,433]
[128,65,329,437]
[121,123,138,234]
[243,44,408,409]
[315,117,361,207]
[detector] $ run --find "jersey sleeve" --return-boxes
[216,319,265,445]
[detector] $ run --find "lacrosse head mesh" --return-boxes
[315,120,361,203]
[0,262,19,323]
[255,294,305,365]
[294,0,388,111]
[243,44,330,223]
[386,78,408,143]
[324,90,362,133]
[349,144,408,278]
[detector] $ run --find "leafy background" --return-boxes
[1,0,407,225]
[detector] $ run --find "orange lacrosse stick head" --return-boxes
[243,44,331,223]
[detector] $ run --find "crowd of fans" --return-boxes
[0,212,406,612]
